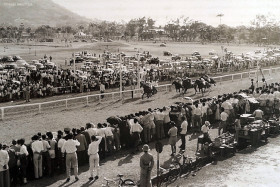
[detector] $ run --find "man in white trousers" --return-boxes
[88,135,102,180]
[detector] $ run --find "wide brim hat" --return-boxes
[142,144,150,152]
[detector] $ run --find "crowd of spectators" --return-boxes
[2,78,280,186]
[0,58,174,103]
[1,49,279,103]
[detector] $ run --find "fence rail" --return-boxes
[1,66,280,120]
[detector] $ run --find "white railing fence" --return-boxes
[1,66,280,120]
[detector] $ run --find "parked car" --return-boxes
[13,56,22,61]
[4,63,18,70]
[163,51,172,56]
[16,60,29,67]
[171,55,181,61]
[1,56,14,62]
[27,65,37,71]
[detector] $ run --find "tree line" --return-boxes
[1,14,280,45]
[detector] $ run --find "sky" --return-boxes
[53,0,280,27]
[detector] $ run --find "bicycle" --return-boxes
[102,174,136,187]
[156,155,182,186]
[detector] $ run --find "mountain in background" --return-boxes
[0,0,94,27]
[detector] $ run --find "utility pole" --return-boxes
[120,57,123,99]
[137,54,141,89]
[34,39,36,56]
[73,57,76,72]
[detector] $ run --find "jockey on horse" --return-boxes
[201,74,216,86]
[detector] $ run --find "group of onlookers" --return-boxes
[0,84,270,186]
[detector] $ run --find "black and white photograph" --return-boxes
[1,0,280,186]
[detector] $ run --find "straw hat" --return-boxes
[205,121,210,126]
[142,144,150,152]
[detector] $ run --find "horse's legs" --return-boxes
[142,93,145,99]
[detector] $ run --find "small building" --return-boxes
[74,32,92,39]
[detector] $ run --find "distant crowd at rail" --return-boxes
[0,62,171,103]
[0,50,279,103]
[1,77,280,186]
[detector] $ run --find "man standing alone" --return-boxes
[61,133,80,182]
[88,135,102,181]
[139,144,154,187]
[179,117,188,152]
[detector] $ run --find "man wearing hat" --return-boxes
[61,133,80,182]
[139,144,154,187]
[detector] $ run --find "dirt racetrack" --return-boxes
[1,70,280,144]
[2,71,276,187]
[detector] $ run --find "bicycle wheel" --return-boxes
[121,179,136,186]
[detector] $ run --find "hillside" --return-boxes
[0,0,93,26]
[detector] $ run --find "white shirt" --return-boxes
[154,111,165,121]
[96,128,106,138]
[201,125,209,134]
[274,91,280,99]
[19,145,29,156]
[180,120,188,135]
[88,136,102,155]
[61,139,80,153]
[259,93,268,101]
[130,122,143,134]
[42,140,51,152]
[87,128,97,137]
[100,84,105,91]
[0,150,9,171]
[220,112,228,121]
[104,127,113,137]
[163,107,171,123]
[57,138,66,149]
[221,101,233,110]
[268,93,275,101]
[193,107,202,116]
[253,109,264,118]
[31,140,44,154]
[201,106,208,115]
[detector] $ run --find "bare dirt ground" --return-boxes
[173,136,280,187]
[1,41,270,67]
[16,72,280,187]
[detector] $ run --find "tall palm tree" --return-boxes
[217,14,224,25]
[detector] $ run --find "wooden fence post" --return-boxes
[86,96,89,106]
[65,100,68,109]
[1,108,4,120]
[39,104,41,113]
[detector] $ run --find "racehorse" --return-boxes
[173,78,197,95]
[172,81,183,92]
[140,82,157,99]
[194,79,211,96]
[201,75,216,86]
[182,78,197,94]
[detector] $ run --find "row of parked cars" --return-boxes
[0,56,57,73]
